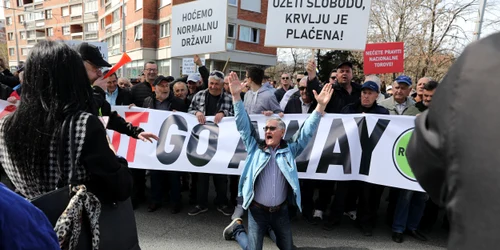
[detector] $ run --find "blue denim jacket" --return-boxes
[234,100,321,212]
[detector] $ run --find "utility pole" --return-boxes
[82,0,85,40]
[13,9,21,67]
[121,0,126,77]
[473,0,487,41]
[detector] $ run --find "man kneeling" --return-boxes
[223,72,333,250]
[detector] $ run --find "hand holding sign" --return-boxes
[306,60,317,80]
[194,55,202,66]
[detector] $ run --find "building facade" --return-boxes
[5,0,277,78]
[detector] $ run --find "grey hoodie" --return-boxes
[244,84,282,114]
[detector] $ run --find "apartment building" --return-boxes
[4,0,100,67]
[5,0,277,78]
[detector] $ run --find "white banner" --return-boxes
[265,0,372,50]
[108,106,422,192]
[171,0,227,57]
[65,40,109,61]
[182,58,206,75]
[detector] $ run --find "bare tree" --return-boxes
[368,0,479,80]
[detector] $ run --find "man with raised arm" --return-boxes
[222,72,333,250]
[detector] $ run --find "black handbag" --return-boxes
[31,112,140,250]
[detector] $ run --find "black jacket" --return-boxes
[341,100,389,114]
[0,69,20,88]
[92,86,144,139]
[0,83,13,100]
[115,87,133,105]
[284,93,317,114]
[143,93,188,112]
[307,77,361,113]
[274,87,289,103]
[130,81,155,107]
[415,101,427,112]
[407,32,500,250]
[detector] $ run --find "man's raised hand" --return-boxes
[313,83,333,107]
[228,72,245,96]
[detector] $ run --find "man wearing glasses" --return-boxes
[223,71,333,250]
[274,73,292,102]
[130,61,159,108]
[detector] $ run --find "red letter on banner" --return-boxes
[111,112,150,162]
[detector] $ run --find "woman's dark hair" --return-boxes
[3,40,95,188]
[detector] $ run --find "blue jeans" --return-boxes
[150,170,181,204]
[234,203,293,250]
[392,189,428,233]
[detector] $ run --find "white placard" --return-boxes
[171,0,228,57]
[265,0,372,50]
[182,58,206,75]
[64,40,109,61]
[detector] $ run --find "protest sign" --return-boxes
[107,106,423,192]
[64,40,109,61]
[182,57,206,75]
[364,42,405,74]
[171,0,228,57]
[265,0,372,50]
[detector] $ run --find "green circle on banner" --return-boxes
[392,129,416,182]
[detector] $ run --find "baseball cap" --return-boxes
[337,61,353,70]
[187,73,201,83]
[77,42,111,67]
[386,85,393,91]
[361,81,379,93]
[153,75,175,86]
[395,75,412,86]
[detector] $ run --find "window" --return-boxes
[85,22,98,32]
[160,0,170,7]
[17,0,22,7]
[100,18,105,29]
[113,34,120,46]
[134,24,142,40]
[228,0,237,6]
[112,9,119,22]
[135,0,142,10]
[228,24,236,38]
[4,0,10,8]
[62,26,70,35]
[159,21,170,38]
[7,33,13,41]
[45,9,52,19]
[158,60,170,76]
[9,48,14,56]
[21,48,29,55]
[70,4,82,16]
[127,60,145,78]
[33,11,44,20]
[241,0,260,12]
[6,17,12,25]
[46,27,53,36]
[18,15,24,23]
[85,0,97,13]
[62,7,69,16]
[239,26,259,43]
[20,31,26,39]
[27,30,35,38]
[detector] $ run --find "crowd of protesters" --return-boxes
[0,40,450,250]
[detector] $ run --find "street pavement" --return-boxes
[134,186,448,250]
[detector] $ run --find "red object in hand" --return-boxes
[103,53,132,79]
